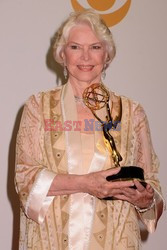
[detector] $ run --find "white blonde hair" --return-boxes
[53,9,116,66]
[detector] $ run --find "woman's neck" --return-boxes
[69,77,102,98]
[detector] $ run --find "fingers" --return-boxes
[146,183,154,194]
[133,180,146,192]
[133,180,154,194]
[99,181,134,198]
[100,178,155,209]
[86,169,154,205]
[107,180,134,189]
[120,181,154,208]
[119,187,136,198]
[103,167,121,178]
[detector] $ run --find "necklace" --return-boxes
[74,95,90,111]
[74,95,83,101]
[74,95,86,107]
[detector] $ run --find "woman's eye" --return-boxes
[70,45,80,50]
[92,45,102,50]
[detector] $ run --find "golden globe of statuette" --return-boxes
[83,83,109,111]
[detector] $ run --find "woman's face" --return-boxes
[62,23,108,85]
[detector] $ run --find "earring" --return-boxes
[101,63,107,80]
[63,66,68,79]
[101,68,106,80]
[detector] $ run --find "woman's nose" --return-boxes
[81,47,90,61]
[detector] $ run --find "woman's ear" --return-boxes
[104,52,109,63]
[104,53,111,69]
[60,50,66,65]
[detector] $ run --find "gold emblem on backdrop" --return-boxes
[71,0,131,27]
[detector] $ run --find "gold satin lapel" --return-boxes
[61,83,86,249]
[120,96,131,166]
[61,82,83,174]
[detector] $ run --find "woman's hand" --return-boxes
[49,168,154,210]
[82,168,134,199]
[113,179,154,209]
[48,168,133,197]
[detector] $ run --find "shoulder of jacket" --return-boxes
[26,85,63,104]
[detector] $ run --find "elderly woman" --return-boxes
[15,9,164,250]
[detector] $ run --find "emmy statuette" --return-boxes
[83,83,146,190]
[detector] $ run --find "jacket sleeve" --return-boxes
[15,94,57,224]
[133,103,165,233]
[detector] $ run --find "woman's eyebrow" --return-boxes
[67,41,81,45]
[67,41,102,45]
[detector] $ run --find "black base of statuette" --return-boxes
[106,166,145,183]
[104,166,146,200]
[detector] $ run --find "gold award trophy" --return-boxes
[83,83,146,188]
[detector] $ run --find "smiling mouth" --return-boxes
[77,65,94,71]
